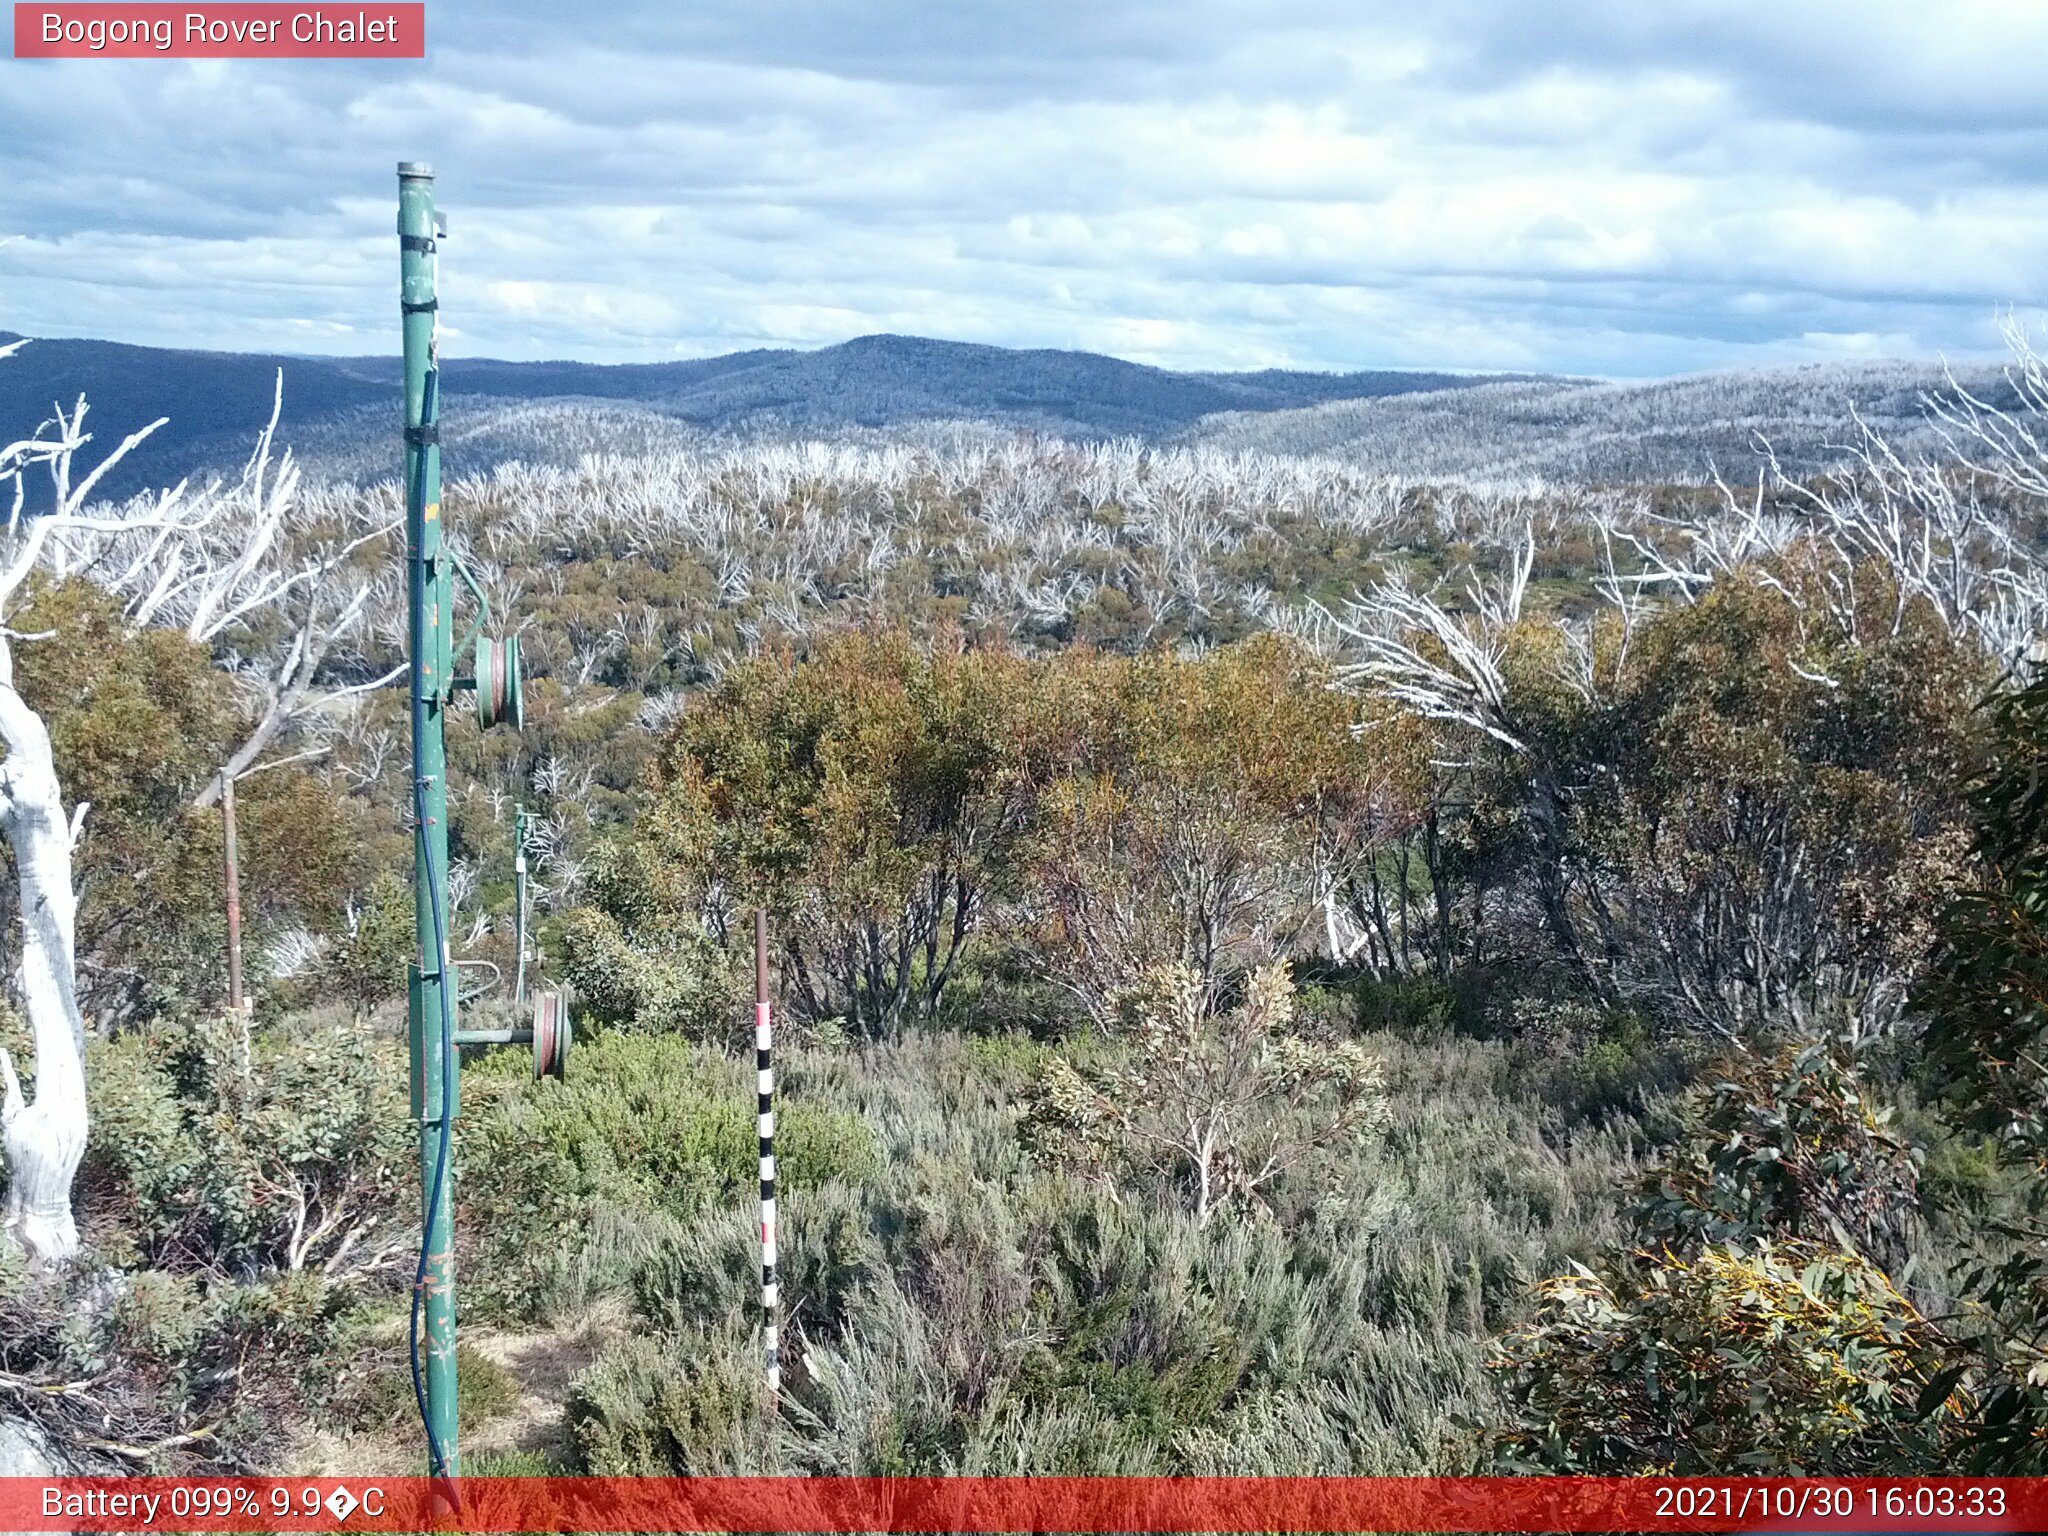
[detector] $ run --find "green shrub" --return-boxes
[1490,1242,1958,1473]
[569,1331,767,1474]
[80,1014,412,1281]
[461,1032,881,1322]
[463,1448,562,1475]
[1029,964,1385,1226]
[560,904,740,1040]
[314,870,415,1020]
[600,1028,1622,1475]
[1354,976,1461,1038]
[343,1340,522,1435]
[459,1347,524,1430]
[1919,1131,2012,1215]
[105,1270,205,1363]
[0,1256,362,1470]
[1508,1006,1686,1124]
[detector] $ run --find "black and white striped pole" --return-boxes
[756,909,780,1408]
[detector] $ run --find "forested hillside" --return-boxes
[1190,360,2021,483]
[7,328,2020,501]
[3,337,2048,1477]
[0,331,1513,499]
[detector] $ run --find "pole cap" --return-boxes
[398,161,435,179]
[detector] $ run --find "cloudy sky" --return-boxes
[5,0,2048,376]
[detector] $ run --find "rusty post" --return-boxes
[222,772,245,1014]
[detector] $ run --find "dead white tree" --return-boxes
[0,353,235,1262]
[1322,527,1534,753]
[25,375,398,809]
[61,376,405,806]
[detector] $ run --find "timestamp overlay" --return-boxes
[0,1477,2039,1532]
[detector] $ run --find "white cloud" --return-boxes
[1,1,2044,375]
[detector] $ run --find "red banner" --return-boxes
[12,4,424,58]
[0,1476,2041,1532]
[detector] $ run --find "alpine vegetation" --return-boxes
[2,331,2048,1477]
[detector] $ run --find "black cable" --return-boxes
[405,365,458,1485]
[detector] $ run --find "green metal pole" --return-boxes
[399,159,459,1480]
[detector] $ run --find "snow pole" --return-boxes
[399,159,459,1485]
[756,909,780,1407]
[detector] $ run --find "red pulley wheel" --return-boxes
[476,634,525,732]
[532,987,571,1080]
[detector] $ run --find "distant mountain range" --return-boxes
[0,328,2017,495]
[1192,361,2020,484]
[0,331,1521,498]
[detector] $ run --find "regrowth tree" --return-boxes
[1032,962,1386,1225]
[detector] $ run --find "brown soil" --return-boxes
[288,1298,626,1475]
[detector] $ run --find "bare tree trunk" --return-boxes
[0,664,86,1265]
[0,355,360,1268]
[189,629,316,811]
[1192,1125,1217,1228]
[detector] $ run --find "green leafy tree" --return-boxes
[585,633,1416,1038]
[1,576,360,1026]
[1490,1241,1957,1473]
[1571,564,1981,1039]
[1033,962,1386,1226]
[1023,638,1415,1022]
[1916,660,2048,1468]
[1348,555,1982,1042]
[622,631,1032,1035]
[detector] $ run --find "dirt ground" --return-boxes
[289,1300,625,1475]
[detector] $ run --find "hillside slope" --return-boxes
[0,331,1509,497]
[6,328,2018,494]
[1187,362,2020,484]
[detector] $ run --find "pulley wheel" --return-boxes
[476,633,524,731]
[532,986,572,1081]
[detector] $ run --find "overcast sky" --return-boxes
[5,0,2047,376]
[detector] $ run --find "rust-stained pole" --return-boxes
[222,773,245,1014]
